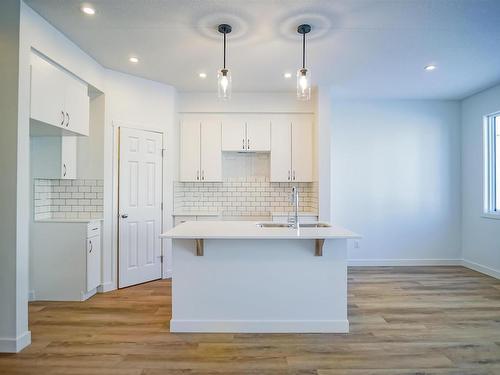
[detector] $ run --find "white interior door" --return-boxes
[119,127,163,288]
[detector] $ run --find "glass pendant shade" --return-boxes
[297,68,311,101]
[217,68,232,100]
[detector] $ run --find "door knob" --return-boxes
[121,214,128,218]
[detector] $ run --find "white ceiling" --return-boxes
[25,0,500,99]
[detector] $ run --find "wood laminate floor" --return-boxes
[1,266,500,375]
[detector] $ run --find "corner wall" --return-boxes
[461,84,500,278]
[0,0,29,353]
[330,99,462,264]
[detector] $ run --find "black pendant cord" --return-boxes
[302,32,306,69]
[223,31,226,69]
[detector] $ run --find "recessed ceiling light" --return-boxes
[284,72,292,79]
[129,57,139,63]
[81,6,95,15]
[424,64,437,71]
[199,73,207,79]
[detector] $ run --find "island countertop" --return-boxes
[160,220,360,240]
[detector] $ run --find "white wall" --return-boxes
[0,0,29,353]
[461,84,500,278]
[330,99,462,264]
[103,69,177,287]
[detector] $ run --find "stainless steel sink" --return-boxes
[255,222,331,228]
[299,223,331,228]
[255,223,294,228]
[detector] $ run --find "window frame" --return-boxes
[483,111,500,219]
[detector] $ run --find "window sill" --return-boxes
[482,212,500,220]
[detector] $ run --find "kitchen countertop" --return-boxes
[173,211,220,216]
[34,218,103,223]
[160,220,360,240]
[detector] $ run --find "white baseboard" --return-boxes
[28,290,36,301]
[348,259,463,267]
[0,331,31,353]
[170,319,349,333]
[97,281,116,293]
[164,268,172,279]
[462,259,500,279]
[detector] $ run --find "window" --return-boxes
[484,112,500,217]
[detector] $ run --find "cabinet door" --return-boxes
[86,235,101,292]
[180,119,201,181]
[270,117,292,182]
[222,118,246,151]
[246,117,271,152]
[200,119,222,181]
[64,75,89,136]
[30,56,66,128]
[61,136,77,179]
[291,117,313,182]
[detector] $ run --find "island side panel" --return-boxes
[170,238,348,333]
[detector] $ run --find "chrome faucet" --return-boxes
[289,186,299,229]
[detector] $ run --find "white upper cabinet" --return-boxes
[200,118,222,181]
[270,118,292,182]
[270,115,313,182]
[61,136,78,179]
[30,57,66,128]
[221,116,270,152]
[180,118,202,182]
[30,54,89,136]
[180,116,222,182]
[246,117,271,152]
[291,116,313,182]
[222,117,246,151]
[64,75,90,136]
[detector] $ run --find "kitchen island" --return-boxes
[160,221,360,333]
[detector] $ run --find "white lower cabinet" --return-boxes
[31,220,102,301]
[173,214,220,226]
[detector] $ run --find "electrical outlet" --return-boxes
[353,240,360,249]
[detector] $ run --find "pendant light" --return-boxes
[297,24,311,101]
[217,24,232,100]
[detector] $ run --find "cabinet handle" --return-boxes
[63,164,67,177]
[89,240,93,253]
[293,170,296,181]
[242,138,245,150]
[65,112,69,127]
[196,170,200,180]
[288,170,290,181]
[247,139,250,150]
[121,214,128,218]
[202,170,205,180]
[60,111,65,126]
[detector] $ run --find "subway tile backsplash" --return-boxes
[174,177,318,217]
[33,179,104,220]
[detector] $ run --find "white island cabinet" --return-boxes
[160,221,360,333]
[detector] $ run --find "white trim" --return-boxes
[481,213,500,220]
[462,259,500,279]
[97,281,116,293]
[348,259,463,267]
[0,331,31,353]
[170,319,349,333]
[81,288,97,301]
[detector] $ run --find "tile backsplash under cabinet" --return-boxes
[174,177,318,217]
[34,179,103,220]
